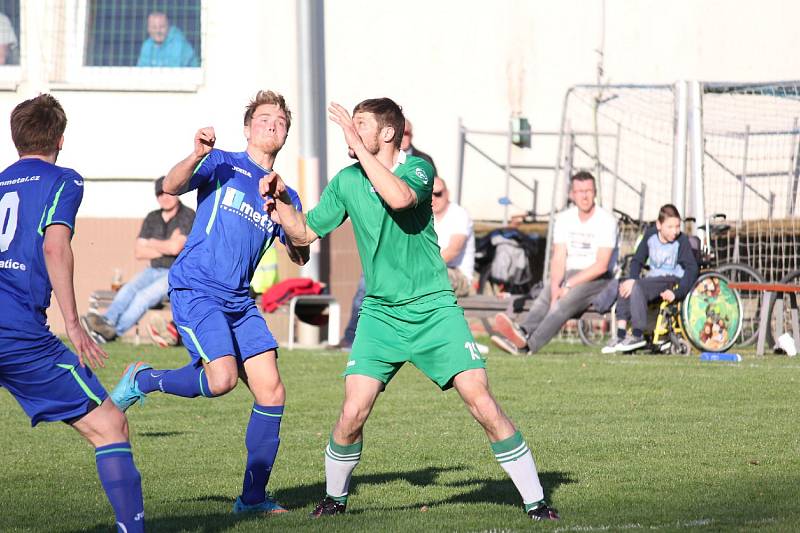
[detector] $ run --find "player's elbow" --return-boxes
[386,192,416,211]
[42,239,66,260]
[161,176,181,195]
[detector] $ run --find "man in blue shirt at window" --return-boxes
[137,11,198,67]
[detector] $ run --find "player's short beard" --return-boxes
[349,132,380,159]
[261,137,285,156]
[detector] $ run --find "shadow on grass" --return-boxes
[73,468,575,531]
[440,470,574,507]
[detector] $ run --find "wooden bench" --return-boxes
[88,289,172,345]
[728,282,800,356]
[458,294,533,334]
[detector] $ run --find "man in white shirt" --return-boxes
[432,177,474,297]
[491,171,617,354]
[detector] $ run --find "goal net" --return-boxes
[701,82,800,282]
[556,84,678,258]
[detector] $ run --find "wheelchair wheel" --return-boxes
[680,272,743,353]
[668,332,691,355]
[716,263,765,346]
[577,312,613,346]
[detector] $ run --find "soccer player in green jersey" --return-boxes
[260,98,559,521]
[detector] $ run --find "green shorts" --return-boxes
[346,292,486,390]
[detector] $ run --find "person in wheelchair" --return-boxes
[603,204,699,353]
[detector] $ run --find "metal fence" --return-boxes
[546,81,800,283]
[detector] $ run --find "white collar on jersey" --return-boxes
[246,153,272,174]
[392,149,407,172]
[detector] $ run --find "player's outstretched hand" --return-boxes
[194,127,216,157]
[259,171,288,213]
[328,102,364,154]
[66,321,108,369]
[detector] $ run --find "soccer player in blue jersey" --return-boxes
[109,90,308,515]
[0,94,145,532]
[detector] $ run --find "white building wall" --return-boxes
[0,0,797,220]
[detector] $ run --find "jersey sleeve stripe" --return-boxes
[192,153,210,177]
[37,181,66,236]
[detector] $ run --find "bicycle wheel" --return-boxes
[680,272,743,352]
[715,263,765,346]
[768,269,800,347]
[577,311,614,347]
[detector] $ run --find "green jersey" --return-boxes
[307,152,451,305]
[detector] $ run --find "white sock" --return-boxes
[324,437,362,500]
[492,431,545,505]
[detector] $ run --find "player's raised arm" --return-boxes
[163,127,215,195]
[259,171,318,251]
[43,224,108,368]
[328,102,417,211]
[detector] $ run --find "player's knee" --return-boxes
[339,400,369,429]
[80,401,130,445]
[207,370,238,396]
[253,380,285,405]
[460,382,498,417]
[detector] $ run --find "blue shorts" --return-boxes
[170,288,278,364]
[0,330,107,426]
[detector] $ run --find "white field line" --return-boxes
[551,516,777,531]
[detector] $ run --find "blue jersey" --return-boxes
[0,159,83,332]
[169,149,301,301]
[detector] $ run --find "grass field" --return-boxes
[1,339,799,532]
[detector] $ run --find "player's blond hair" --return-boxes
[244,90,292,130]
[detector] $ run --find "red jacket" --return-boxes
[260,278,324,313]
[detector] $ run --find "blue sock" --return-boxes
[632,328,644,338]
[95,443,144,533]
[617,328,626,339]
[135,363,212,398]
[240,404,283,505]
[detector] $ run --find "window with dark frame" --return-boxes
[0,0,20,66]
[85,1,201,67]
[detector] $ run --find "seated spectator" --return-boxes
[137,11,199,67]
[602,204,699,353]
[401,118,437,176]
[0,12,18,65]
[433,176,474,297]
[81,176,195,343]
[491,171,617,355]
